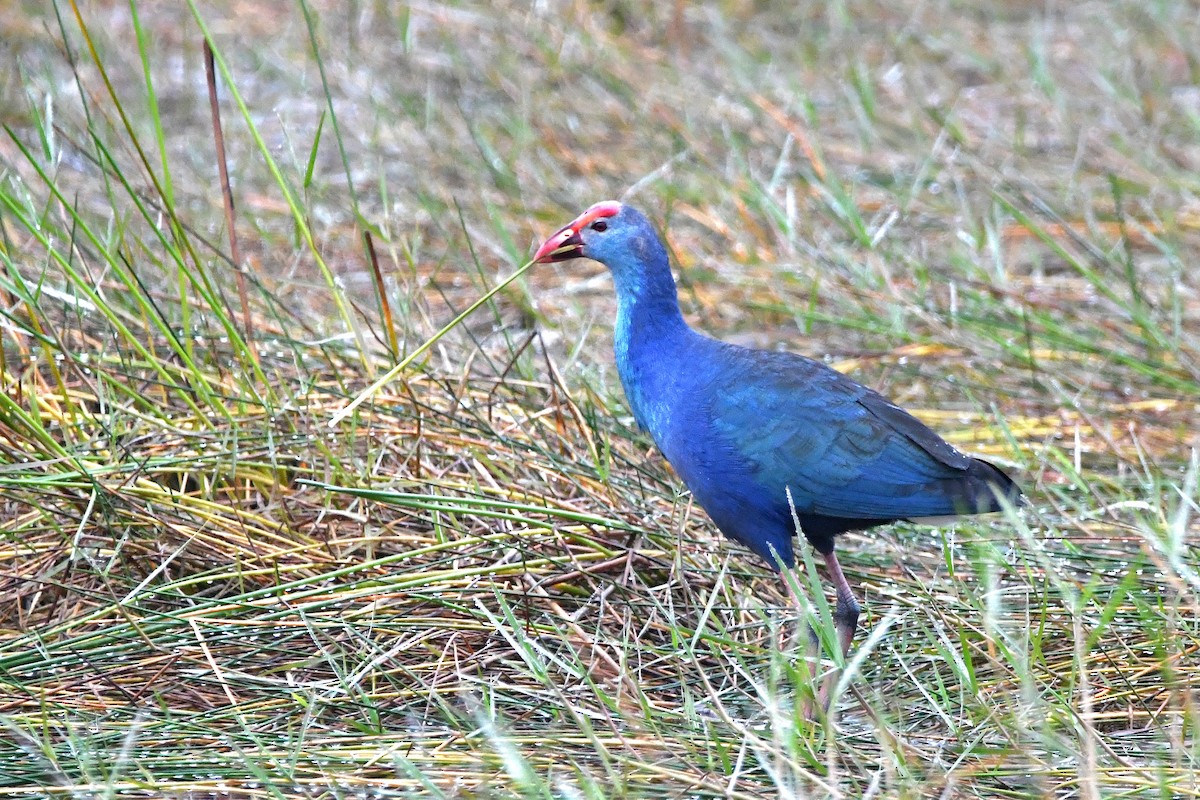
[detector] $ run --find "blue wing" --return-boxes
[698,343,1011,521]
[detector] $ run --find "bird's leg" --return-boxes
[815,549,860,710]
[778,569,804,651]
[823,549,860,659]
[780,570,822,720]
[783,552,860,716]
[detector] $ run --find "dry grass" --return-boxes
[0,0,1198,797]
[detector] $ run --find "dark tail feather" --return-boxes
[962,457,1024,513]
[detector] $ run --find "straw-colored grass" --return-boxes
[1,1,1197,797]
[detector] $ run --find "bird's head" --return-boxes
[534,201,677,308]
[533,201,654,267]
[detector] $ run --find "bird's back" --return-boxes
[629,334,1021,567]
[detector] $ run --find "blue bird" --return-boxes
[534,201,1022,663]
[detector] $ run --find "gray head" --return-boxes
[533,201,672,300]
[536,200,658,259]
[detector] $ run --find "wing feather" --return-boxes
[704,345,985,521]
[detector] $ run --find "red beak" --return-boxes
[533,201,623,263]
[533,224,584,263]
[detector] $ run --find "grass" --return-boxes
[1,0,1198,796]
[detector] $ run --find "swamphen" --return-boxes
[534,201,1022,663]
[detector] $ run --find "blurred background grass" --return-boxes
[0,1,1197,797]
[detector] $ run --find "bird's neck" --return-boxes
[610,249,689,364]
[608,249,693,442]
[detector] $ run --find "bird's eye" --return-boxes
[590,220,608,232]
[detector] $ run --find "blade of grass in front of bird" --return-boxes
[327,258,535,424]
